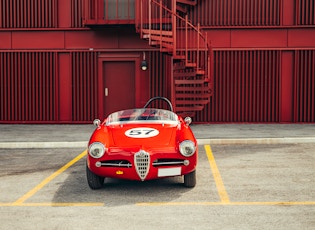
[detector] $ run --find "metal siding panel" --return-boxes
[71,52,98,122]
[243,51,248,121]
[247,51,252,121]
[206,50,280,123]
[304,51,309,120]
[42,0,46,27]
[71,0,83,27]
[306,51,311,121]
[30,53,35,120]
[71,53,77,121]
[17,53,22,120]
[0,54,3,119]
[190,0,280,26]
[216,51,222,121]
[312,51,315,120]
[22,0,26,27]
[0,52,56,122]
[6,53,10,120]
[0,1,2,26]
[300,51,305,121]
[0,53,8,120]
[296,0,315,25]
[0,0,57,28]
[295,50,315,122]
[13,53,18,120]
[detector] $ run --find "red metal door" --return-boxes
[102,61,135,116]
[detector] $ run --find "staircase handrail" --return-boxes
[137,0,210,71]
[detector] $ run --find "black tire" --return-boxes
[86,164,104,189]
[184,170,196,188]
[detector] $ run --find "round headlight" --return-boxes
[88,142,106,158]
[179,140,196,157]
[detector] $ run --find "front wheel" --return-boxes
[86,164,104,189]
[184,170,196,188]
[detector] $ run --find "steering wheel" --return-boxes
[143,97,173,112]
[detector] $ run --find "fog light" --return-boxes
[95,161,101,167]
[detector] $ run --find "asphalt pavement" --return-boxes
[0,123,315,148]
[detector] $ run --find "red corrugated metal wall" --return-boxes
[190,0,315,123]
[0,52,57,121]
[146,51,174,110]
[195,50,280,122]
[296,0,315,25]
[0,0,57,28]
[190,0,281,26]
[71,0,83,27]
[190,0,314,26]
[0,0,315,123]
[0,0,84,28]
[71,52,98,121]
[294,50,315,122]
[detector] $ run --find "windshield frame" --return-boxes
[106,108,179,125]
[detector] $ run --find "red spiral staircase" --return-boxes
[136,0,212,117]
[82,0,213,117]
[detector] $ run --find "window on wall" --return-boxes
[104,0,135,20]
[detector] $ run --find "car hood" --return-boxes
[109,123,177,147]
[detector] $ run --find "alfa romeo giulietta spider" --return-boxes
[86,97,198,189]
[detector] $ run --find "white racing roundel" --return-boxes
[125,127,159,138]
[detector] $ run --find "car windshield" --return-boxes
[106,108,178,125]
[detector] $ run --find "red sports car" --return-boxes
[86,97,198,189]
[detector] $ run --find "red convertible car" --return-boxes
[86,97,198,189]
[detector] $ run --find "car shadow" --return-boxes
[52,157,194,207]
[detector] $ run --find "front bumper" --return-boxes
[87,149,197,181]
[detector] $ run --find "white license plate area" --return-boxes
[158,167,181,177]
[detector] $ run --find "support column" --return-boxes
[280,51,294,122]
[58,53,72,121]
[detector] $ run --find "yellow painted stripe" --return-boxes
[231,201,315,206]
[0,203,13,207]
[136,201,315,206]
[2,201,315,207]
[7,202,104,207]
[204,145,230,203]
[12,150,87,205]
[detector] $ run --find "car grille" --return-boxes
[134,150,150,181]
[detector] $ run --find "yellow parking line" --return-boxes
[12,150,87,205]
[8,202,104,207]
[231,201,315,206]
[136,201,315,206]
[2,201,315,207]
[204,145,230,203]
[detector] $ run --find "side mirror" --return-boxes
[93,119,101,127]
[184,117,192,126]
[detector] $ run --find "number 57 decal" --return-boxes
[125,128,159,138]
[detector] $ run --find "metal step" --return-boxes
[176,0,197,6]
[176,99,210,105]
[175,93,211,98]
[175,79,206,84]
[142,29,173,37]
[175,105,204,112]
[174,72,197,77]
